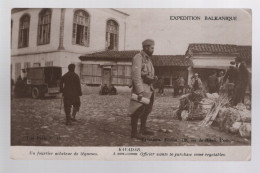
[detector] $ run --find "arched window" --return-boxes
[72,9,90,46]
[18,14,30,48]
[106,20,119,50]
[38,9,52,45]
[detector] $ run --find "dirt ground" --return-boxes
[11,88,250,146]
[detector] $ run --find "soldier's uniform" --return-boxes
[60,67,82,125]
[128,39,156,138]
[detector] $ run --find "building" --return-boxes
[79,50,192,87]
[11,8,129,81]
[151,55,192,86]
[185,43,251,85]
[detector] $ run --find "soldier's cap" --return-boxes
[142,39,155,46]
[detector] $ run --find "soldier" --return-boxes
[60,64,82,125]
[128,39,158,139]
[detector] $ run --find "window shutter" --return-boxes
[72,23,76,44]
[84,26,88,46]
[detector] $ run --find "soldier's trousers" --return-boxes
[63,96,81,118]
[131,93,154,135]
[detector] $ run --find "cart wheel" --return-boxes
[31,87,41,99]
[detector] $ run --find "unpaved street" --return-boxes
[11,92,250,146]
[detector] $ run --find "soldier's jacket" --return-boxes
[128,50,155,116]
[132,50,155,98]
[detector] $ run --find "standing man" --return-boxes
[223,61,239,98]
[207,71,219,94]
[233,57,249,105]
[217,70,225,92]
[60,64,82,125]
[128,39,158,139]
[178,76,185,95]
[158,78,164,95]
[190,73,203,91]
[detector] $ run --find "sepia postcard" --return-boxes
[10,8,252,161]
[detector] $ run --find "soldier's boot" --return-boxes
[140,115,154,135]
[131,117,143,140]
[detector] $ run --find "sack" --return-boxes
[131,93,150,105]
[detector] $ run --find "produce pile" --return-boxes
[213,103,251,138]
[199,94,251,138]
[174,90,212,121]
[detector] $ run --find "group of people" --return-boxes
[189,58,250,106]
[60,39,158,141]
[59,39,250,141]
[173,76,186,96]
[157,76,186,97]
[223,58,250,106]
[100,84,117,95]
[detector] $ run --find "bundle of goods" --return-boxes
[174,90,213,121]
[214,103,251,138]
[199,94,251,138]
[199,94,230,126]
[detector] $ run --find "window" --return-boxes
[81,64,102,84]
[106,20,119,50]
[111,65,131,85]
[72,10,90,46]
[38,9,52,45]
[18,14,30,48]
[33,63,41,67]
[45,61,53,66]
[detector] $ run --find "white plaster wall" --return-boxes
[11,8,128,80]
[11,8,61,56]
[191,54,236,68]
[63,8,127,53]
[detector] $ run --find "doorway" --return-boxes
[102,68,111,86]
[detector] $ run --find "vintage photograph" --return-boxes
[11,8,251,148]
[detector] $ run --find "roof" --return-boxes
[79,50,192,67]
[79,50,140,61]
[151,55,192,67]
[187,43,238,54]
[187,43,252,64]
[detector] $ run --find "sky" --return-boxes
[119,8,252,55]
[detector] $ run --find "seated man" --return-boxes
[101,84,109,95]
[110,85,117,95]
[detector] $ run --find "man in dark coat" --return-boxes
[128,39,158,139]
[223,61,239,98]
[60,64,82,125]
[14,76,25,98]
[233,57,250,105]
[207,71,219,93]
